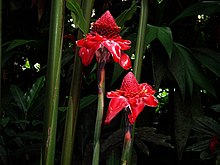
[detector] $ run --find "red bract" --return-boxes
[105,72,158,125]
[76,10,132,70]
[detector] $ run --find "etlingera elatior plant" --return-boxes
[105,71,158,164]
[76,9,158,165]
[76,10,132,165]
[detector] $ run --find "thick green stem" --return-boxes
[133,0,148,80]
[41,0,64,164]
[92,62,105,165]
[60,0,94,164]
[126,0,149,164]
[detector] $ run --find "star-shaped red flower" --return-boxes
[105,72,158,124]
[76,10,132,70]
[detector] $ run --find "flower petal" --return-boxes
[140,83,156,95]
[106,91,123,98]
[78,42,101,66]
[78,47,94,66]
[119,52,132,70]
[76,38,85,47]
[114,36,131,50]
[102,40,121,62]
[128,101,145,124]
[105,97,128,124]
[143,95,158,107]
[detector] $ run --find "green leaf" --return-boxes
[211,104,220,113]
[193,116,220,136]
[173,90,192,159]
[110,62,124,86]
[134,138,149,155]
[32,120,43,126]
[24,76,45,110]
[170,2,220,25]
[135,127,173,148]
[192,48,220,77]
[66,0,88,34]
[168,45,186,98]
[174,43,215,97]
[186,139,209,152]
[115,0,137,28]
[17,131,42,140]
[200,150,214,160]
[4,39,35,53]
[10,85,27,112]
[80,95,97,110]
[146,25,173,59]
[4,127,24,148]
[151,45,168,90]
[0,118,10,127]
[0,137,7,165]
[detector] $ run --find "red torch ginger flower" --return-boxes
[209,135,219,153]
[76,10,131,70]
[105,72,158,125]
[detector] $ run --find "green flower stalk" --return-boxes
[61,0,94,164]
[41,0,64,164]
[76,11,132,165]
[129,0,149,164]
[93,61,105,164]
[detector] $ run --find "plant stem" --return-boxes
[126,0,149,164]
[41,0,64,164]
[133,0,148,81]
[121,109,132,165]
[92,62,105,165]
[60,0,94,164]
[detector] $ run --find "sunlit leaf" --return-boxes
[115,0,137,28]
[170,2,220,25]
[66,0,88,34]
[146,25,173,59]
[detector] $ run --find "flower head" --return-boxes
[76,10,131,70]
[105,72,158,124]
[209,135,219,153]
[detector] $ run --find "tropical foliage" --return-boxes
[1,0,220,164]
